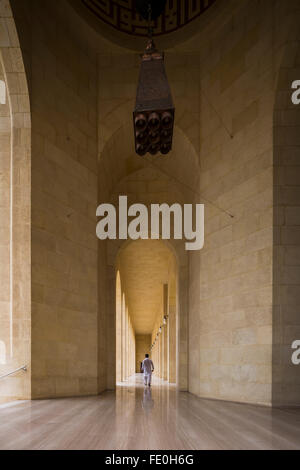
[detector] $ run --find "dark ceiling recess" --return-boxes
[81,0,217,37]
[135,0,167,21]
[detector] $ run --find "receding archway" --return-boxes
[115,239,179,386]
[98,110,198,392]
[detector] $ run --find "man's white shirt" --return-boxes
[142,358,154,374]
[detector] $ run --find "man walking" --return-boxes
[142,354,154,387]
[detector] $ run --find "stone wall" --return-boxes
[273,1,300,407]
[11,0,99,399]
[188,0,300,406]
[189,0,275,405]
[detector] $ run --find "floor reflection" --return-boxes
[141,386,155,413]
[0,374,300,450]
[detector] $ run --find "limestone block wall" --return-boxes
[188,0,276,405]
[273,1,300,407]
[187,0,300,406]
[11,0,99,398]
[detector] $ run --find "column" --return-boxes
[126,308,129,379]
[163,324,168,381]
[116,274,122,383]
[168,301,176,384]
[160,329,164,379]
[122,294,126,381]
[163,284,168,382]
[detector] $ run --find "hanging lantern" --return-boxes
[133,2,174,157]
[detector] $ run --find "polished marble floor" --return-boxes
[0,374,300,450]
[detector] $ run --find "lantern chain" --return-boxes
[147,3,153,40]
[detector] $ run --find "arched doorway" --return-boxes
[115,239,179,386]
[98,111,199,393]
